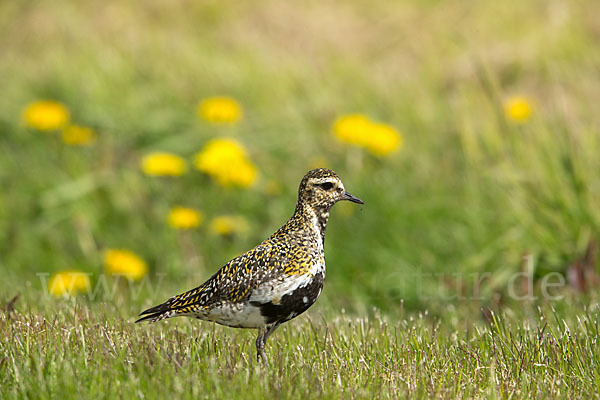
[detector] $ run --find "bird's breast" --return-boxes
[248,253,326,324]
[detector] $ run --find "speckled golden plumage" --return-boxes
[136,168,364,364]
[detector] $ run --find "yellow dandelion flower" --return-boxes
[194,138,258,188]
[363,122,402,156]
[197,96,242,124]
[104,249,148,281]
[141,152,187,177]
[61,124,96,146]
[168,206,204,229]
[210,215,248,236]
[504,96,533,123]
[333,114,372,146]
[23,100,70,131]
[333,114,402,157]
[48,270,91,297]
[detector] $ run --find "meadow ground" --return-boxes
[2,292,600,399]
[1,0,600,398]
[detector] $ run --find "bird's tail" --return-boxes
[135,301,177,323]
[135,285,207,323]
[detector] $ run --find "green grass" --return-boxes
[2,297,600,399]
[1,0,600,398]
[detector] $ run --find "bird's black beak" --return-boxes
[343,191,364,204]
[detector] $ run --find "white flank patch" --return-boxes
[198,303,266,329]
[250,257,325,305]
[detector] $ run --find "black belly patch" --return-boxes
[251,273,324,324]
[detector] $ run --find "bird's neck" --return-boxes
[292,202,330,244]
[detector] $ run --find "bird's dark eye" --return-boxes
[319,182,334,190]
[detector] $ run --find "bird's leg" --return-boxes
[256,323,281,366]
[263,322,281,344]
[256,328,267,365]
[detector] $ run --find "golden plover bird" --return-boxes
[136,168,363,363]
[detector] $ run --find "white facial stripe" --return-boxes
[312,178,339,186]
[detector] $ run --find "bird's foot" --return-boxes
[256,348,269,366]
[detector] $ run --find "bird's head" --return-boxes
[297,168,364,211]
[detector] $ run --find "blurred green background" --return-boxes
[1,0,599,315]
